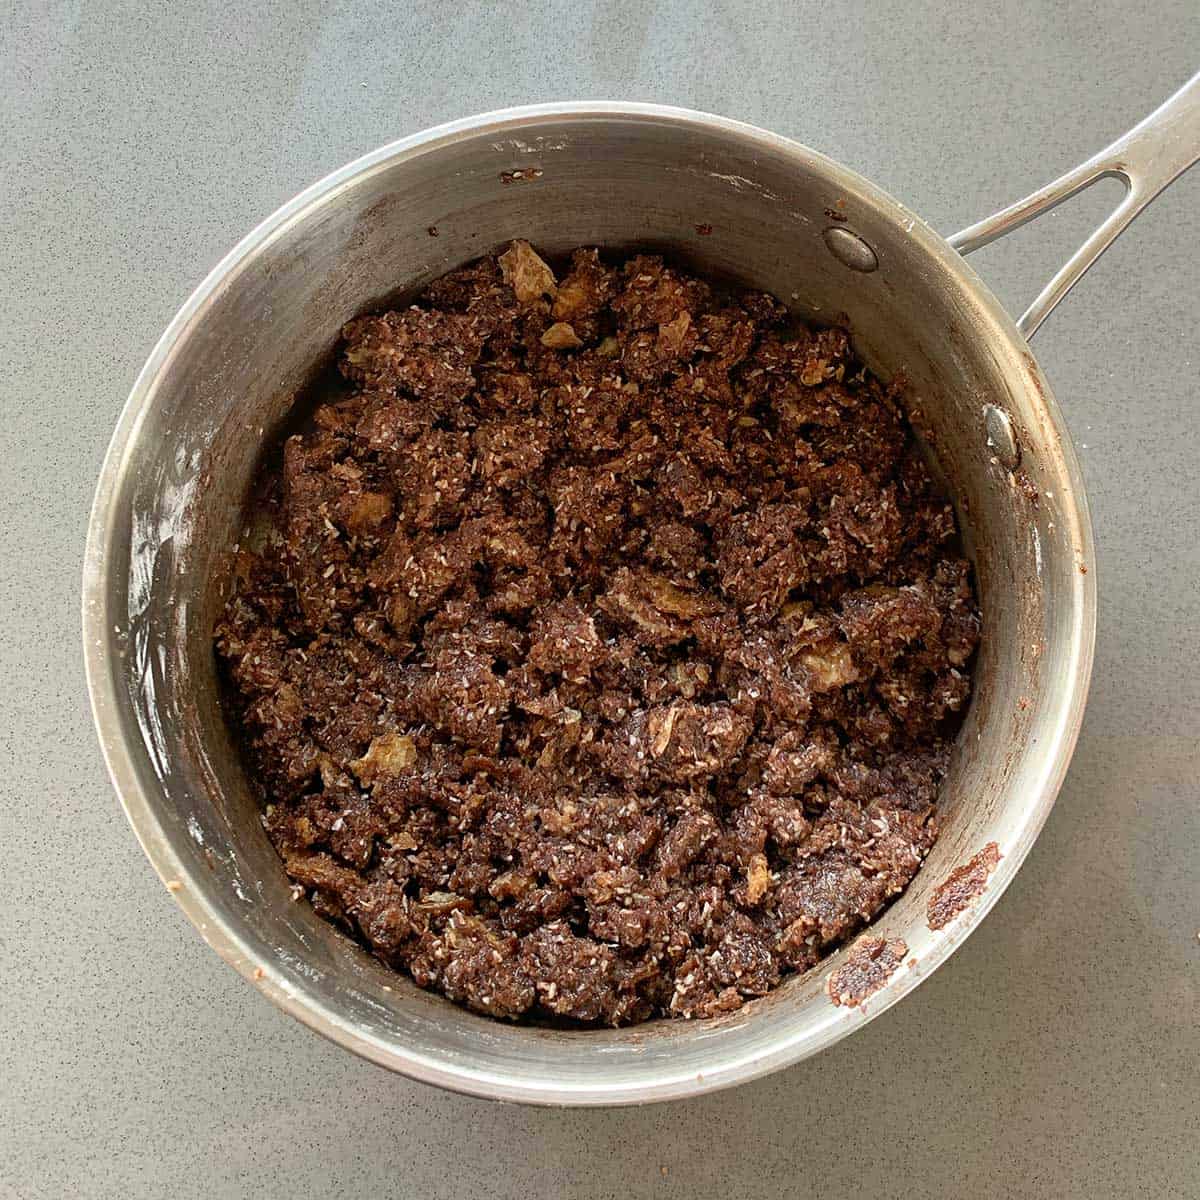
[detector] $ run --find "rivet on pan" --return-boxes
[984,404,1020,470]
[823,226,878,273]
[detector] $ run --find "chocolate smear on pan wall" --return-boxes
[927,842,1002,930]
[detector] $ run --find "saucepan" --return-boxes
[82,76,1199,1104]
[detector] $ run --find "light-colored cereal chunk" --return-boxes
[499,240,557,303]
[350,731,417,785]
[746,853,772,905]
[644,574,711,618]
[540,321,583,349]
[668,661,710,699]
[800,642,859,692]
[417,891,471,918]
[649,704,681,757]
[658,311,691,351]
[552,279,590,320]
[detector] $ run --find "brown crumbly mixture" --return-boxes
[215,242,981,1025]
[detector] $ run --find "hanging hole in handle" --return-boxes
[952,73,1200,336]
[956,174,1131,330]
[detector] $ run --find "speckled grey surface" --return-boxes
[2,2,1198,1197]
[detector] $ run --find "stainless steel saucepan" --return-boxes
[82,76,1199,1105]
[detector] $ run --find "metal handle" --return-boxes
[950,72,1200,340]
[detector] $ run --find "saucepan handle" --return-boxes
[949,71,1200,340]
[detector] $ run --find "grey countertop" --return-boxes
[3,3,1198,1197]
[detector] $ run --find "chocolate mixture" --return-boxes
[216,241,980,1024]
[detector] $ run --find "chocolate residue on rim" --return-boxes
[1013,465,1039,505]
[927,842,1001,930]
[500,167,544,185]
[826,936,908,1007]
